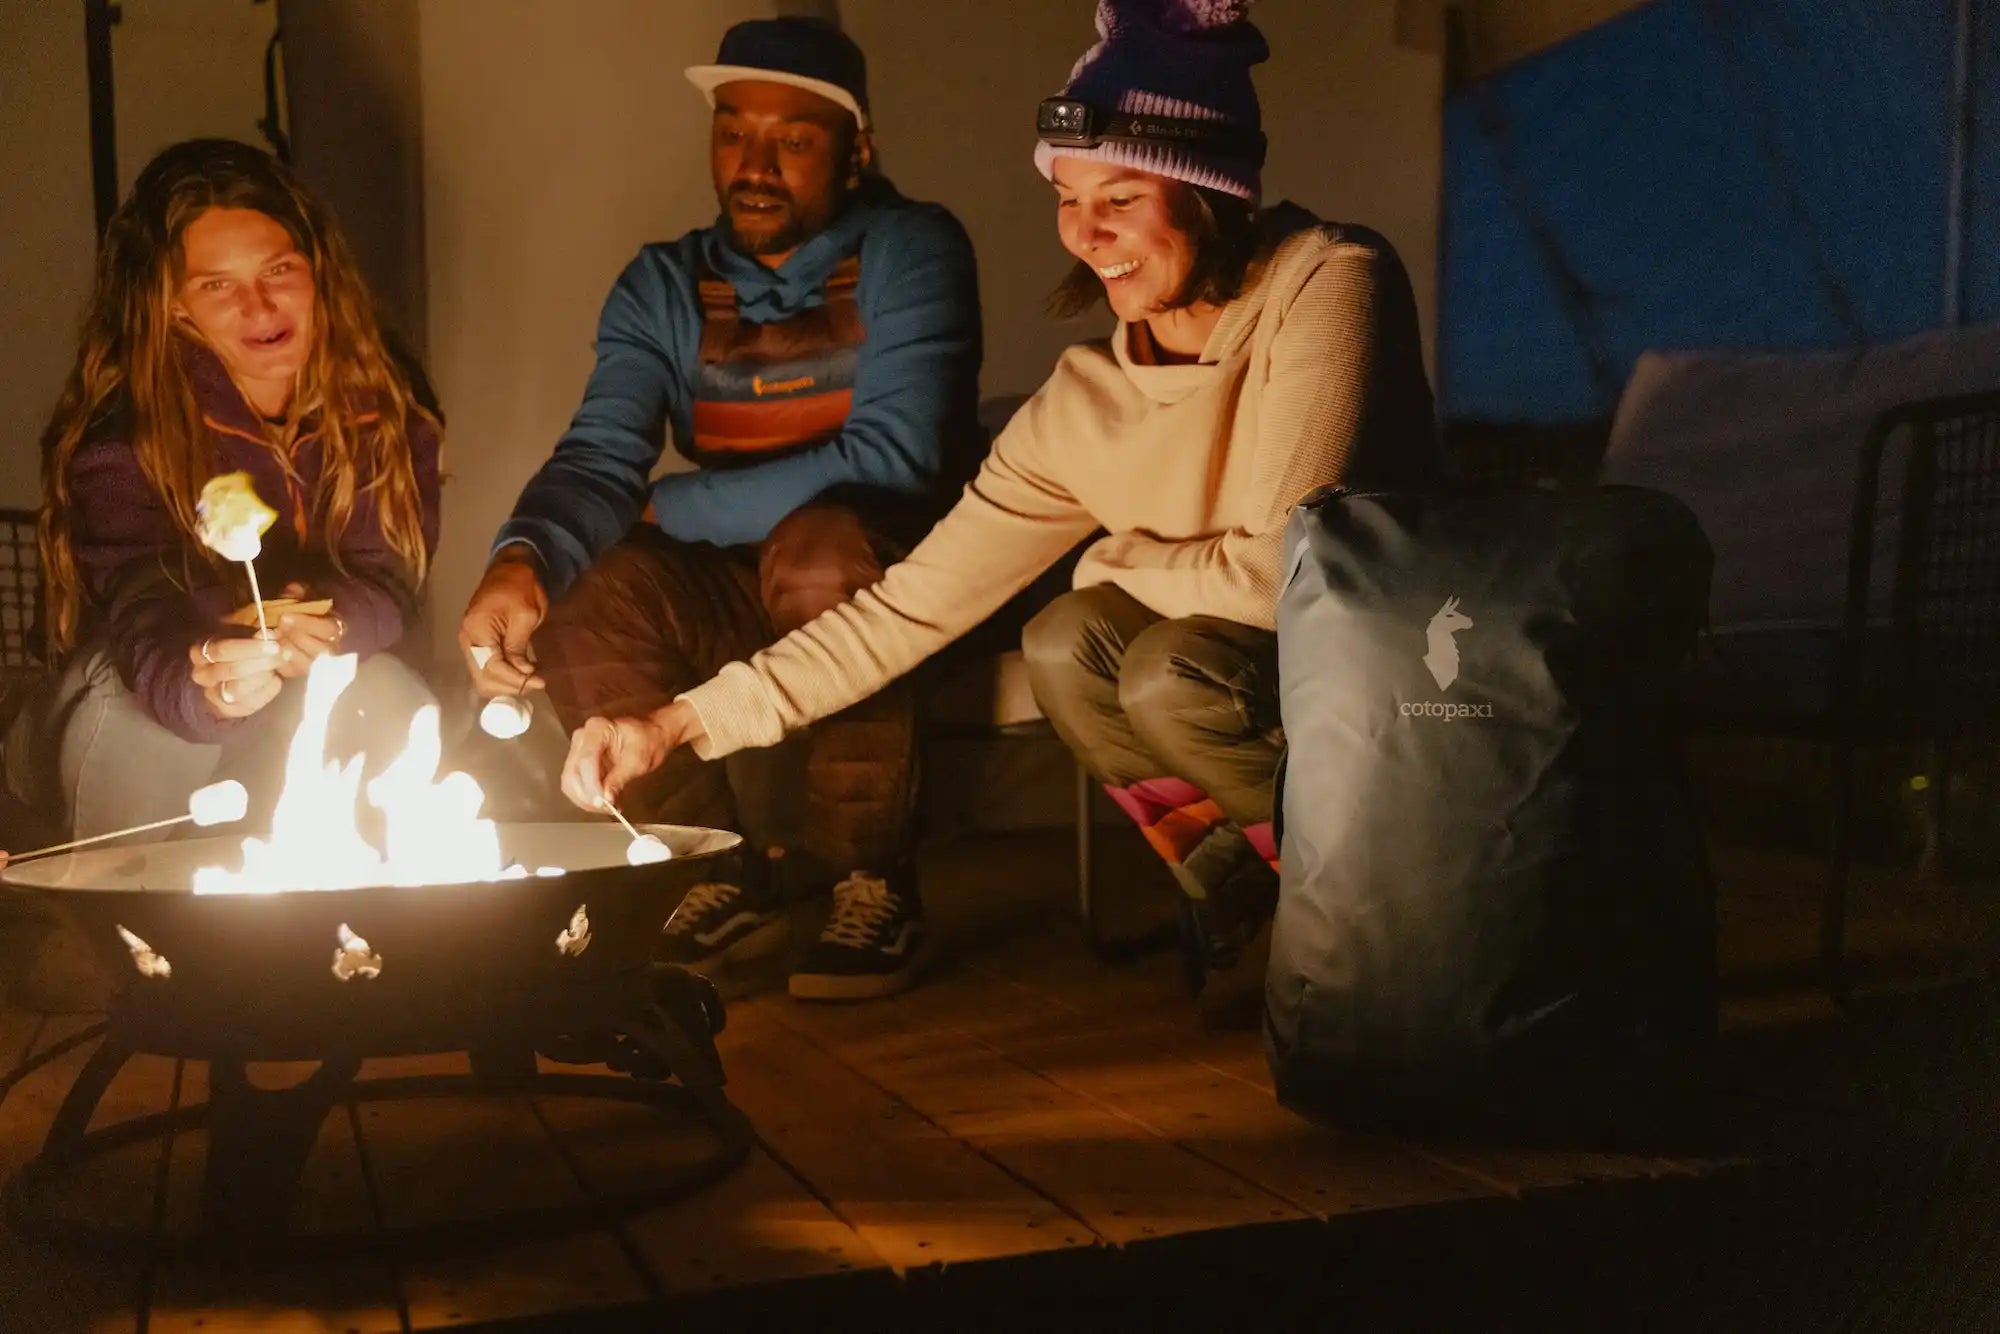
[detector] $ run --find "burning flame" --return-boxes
[195,653,527,894]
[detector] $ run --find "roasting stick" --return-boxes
[241,558,271,639]
[598,796,643,841]
[195,472,280,640]
[597,795,671,865]
[4,780,250,869]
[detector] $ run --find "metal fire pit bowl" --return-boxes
[0,821,754,1254]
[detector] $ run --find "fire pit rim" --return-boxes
[0,820,742,896]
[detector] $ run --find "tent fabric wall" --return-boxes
[1441,0,1980,424]
[1598,321,2000,716]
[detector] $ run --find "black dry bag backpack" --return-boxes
[1266,486,1715,1122]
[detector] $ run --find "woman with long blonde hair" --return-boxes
[8,138,441,839]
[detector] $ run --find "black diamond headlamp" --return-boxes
[1036,97,1267,167]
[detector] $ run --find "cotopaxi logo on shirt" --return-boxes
[1402,595,1495,720]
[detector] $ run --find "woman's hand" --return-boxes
[259,582,342,678]
[561,700,706,812]
[272,607,345,678]
[189,633,284,720]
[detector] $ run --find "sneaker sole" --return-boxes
[660,915,791,970]
[787,940,931,1002]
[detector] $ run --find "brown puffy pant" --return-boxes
[533,502,918,880]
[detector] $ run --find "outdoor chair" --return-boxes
[1823,391,2000,998]
[0,507,49,848]
[0,507,43,672]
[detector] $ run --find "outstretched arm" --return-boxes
[562,387,1100,800]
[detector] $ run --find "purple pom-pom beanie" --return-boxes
[1034,0,1269,202]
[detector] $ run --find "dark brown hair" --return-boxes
[1048,183,1261,318]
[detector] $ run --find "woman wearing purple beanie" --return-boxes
[564,0,1439,995]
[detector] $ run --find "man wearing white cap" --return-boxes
[460,17,984,1000]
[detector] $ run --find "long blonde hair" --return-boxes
[39,138,434,657]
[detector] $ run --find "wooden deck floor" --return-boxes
[0,827,1991,1332]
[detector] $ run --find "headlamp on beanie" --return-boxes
[1036,96,1267,167]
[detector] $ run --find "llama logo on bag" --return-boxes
[1401,596,1494,720]
[1422,596,1472,691]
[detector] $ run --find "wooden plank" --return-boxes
[767,992,1307,1246]
[958,911,1268,1070]
[0,1010,150,1334]
[533,1072,883,1296]
[702,999,1088,1271]
[146,1060,405,1334]
[926,968,1496,1219]
[532,1031,898,1293]
[970,922,1707,1198]
[350,1051,650,1329]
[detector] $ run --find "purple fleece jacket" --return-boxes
[65,340,441,744]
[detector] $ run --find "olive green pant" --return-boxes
[1020,585,1282,904]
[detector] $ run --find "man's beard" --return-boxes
[723,183,842,256]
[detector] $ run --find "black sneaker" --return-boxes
[1182,858,1280,988]
[656,879,788,967]
[788,869,929,1001]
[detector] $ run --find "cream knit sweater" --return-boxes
[681,207,1435,760]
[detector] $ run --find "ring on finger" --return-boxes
[219,680,236,706]
[200,637,218,664]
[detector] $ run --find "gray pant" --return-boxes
[5,651,437,840]
[1020,585,1282,905]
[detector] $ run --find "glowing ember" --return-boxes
[116,925,171,979]
[331,923,382,980]
[556,904,591,956]
[194,653,524,893]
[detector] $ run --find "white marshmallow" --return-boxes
[209,528,263,562]
[479,694,533,739]
[188,779,249,827]
[625,833,672,866]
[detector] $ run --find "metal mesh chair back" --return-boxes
[0,508,43,669]
[1845,393,2000,736]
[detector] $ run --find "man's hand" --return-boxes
[460,544,549,697]
[561,700,706,812]
[189,634,284,720]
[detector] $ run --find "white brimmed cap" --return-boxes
[685,17,871,132]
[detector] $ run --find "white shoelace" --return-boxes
[664,881,738,936]
[820,873,897,949]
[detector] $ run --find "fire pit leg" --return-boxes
[617,972,742,1137]
[200,1054,360,1235]
[36,1036,133,1167]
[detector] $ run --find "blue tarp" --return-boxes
[1441,0,1988,422]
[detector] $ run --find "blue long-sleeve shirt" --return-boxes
[495,180,983,596]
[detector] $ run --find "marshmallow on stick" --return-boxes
[196,472,279,637]
[4,779,249,869]
[469,645,537,739]
[626,834,671,866]
[595,795,673,866]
